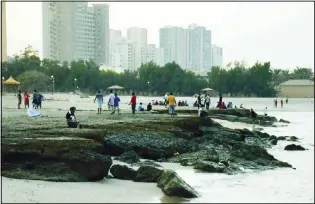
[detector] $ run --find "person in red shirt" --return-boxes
[24,91,30,109]
[128,92,137,115]
[280,99,283,108]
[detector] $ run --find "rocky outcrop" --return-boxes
[210,114,276,127]
[110,164,136,180]
[284,144,306,151]
[153,108,251,117]
[279,119,290,123]
[134,165,163,182]
[157,169,199,198]
[193,161,225,173]
[115,150,140,164]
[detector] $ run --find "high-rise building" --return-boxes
[2,2,7,62]
[211,44,223,68]
[159,26,187,69]
[42,2,109,65]
[146,44,165,66]
[115,37,136,71]
[127,27,147,69]
[187,24,212,73]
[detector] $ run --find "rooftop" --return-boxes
[279,79,314,86]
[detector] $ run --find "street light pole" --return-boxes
[74,78,77,92]
[51,75,54,95]
[147,81,150,96]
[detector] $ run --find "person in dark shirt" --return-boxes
[197,94,202,108]
[32,90,38,109]
[66,107,80,128]
[250,108,258,118]
[17,90,22,109]
[147,103,152,111]
[111,93,121,115]
[37,92,44,109]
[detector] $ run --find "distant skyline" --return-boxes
[5,2,314,69]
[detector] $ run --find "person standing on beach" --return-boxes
[108,90,115,111]
[286,97,288,104]
[23,91,30,109]
[205,94,211,110]
[94,90,103,114]
[167,92,176,117]
[164,93,168,108]
[129,92,137,115]
[37,92,44,109]
[32,90,39,109]
[280,99,284,108]
[111,93,121,115]
[17,90,22,109]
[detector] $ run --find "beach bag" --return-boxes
[27,106,41,117]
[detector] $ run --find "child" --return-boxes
[111,93,121,115]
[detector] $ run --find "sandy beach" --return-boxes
[1,93,314,203]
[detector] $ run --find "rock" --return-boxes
[253,131,270,139]
[139,160,162,168]
[134,165,163,182]
[268,135,277,141]
[110,164,136,180]
[193,161,225,173]
[284,144,306,151]
[279,119,290,123]
[277,136,286,141]
[157,169,198,198]
[269,139,278,145]
[288,136,298,141]
[116,150,140,164]
[62,151,112,181]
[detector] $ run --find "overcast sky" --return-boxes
[5,2,314,69]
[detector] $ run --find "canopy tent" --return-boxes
[201,87,215,97]
[2,76,20,93]
[201,88,214,92]
[2,76,20,85]
[107,85,124,90]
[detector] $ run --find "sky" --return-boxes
[5,2,314,69]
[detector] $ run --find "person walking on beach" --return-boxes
[37,92,44,109]
[280,99,283,108]
[17,90,22,109]
[286,97,288,104]
[32,90,39,109]
[197,93,202,109]
[111,93,121,115]
[94,90,103,114]
[129,92,137,115]
[164,93,168,108]
[108,90,115,111]
[205,94,211,110]
[23,91,30,109]
[167,92,176,117]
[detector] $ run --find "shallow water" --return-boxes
[1,96,314,203]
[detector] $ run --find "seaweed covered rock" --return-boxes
[284,144,306,151]
[210,114,276,127]
[193,161,225,173]
[157,169,198,198]
[279,119,290,123]
[110,164,136,180]
[116,150,140,164]
[134,165,163,182]
[138,160,163,168]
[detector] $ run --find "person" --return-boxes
[24,91,30,109]
[263,107,268,116]
[147,103,152,111]
[66,107,80,128]
[275,99,278,107]
[17,90,22,109]
[280,99,283,108]
[221,102,227,109]
[108,90,115,111]
[184,100,188,106]
[167,92,176,117]
[94,90,103,114]
[197,93,202,108]
[111,93,121,115]
[37,92,44,109]
[205,94,211,110]
[198,107,208,118]
[32,90,39,109]
[286,97,288,104]
[137,102,144,111]
[240,104,244,108]
[164,93,168,108]
[250,108,257,118]
[129,92,137,115]
[218,93,223,108]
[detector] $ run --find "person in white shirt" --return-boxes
[205,94,211,110]
[138,102,144,111]
[108,90,115,111]
[164,93,168,108]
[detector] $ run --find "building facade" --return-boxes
[187,24,212,73]
[159,26,187,69]
[211,44,223,68]
[127,27,147,69]
[277,80,314,98]
[2,2,7,62]
[146,44,165,66]
[42,2,109,65]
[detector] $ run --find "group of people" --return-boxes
[193,94,211,109]
[17,90,44,109]
[274,98,288,108]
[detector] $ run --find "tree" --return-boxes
[18,70,51,92]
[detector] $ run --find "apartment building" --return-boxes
[211,44,223,68]
[146,44,164,66]
[115,37,136,71]
[42,2,109,65]
[127,27,147,69]
[187,24,212,72]
[159,26,187,69]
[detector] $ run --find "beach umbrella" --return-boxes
[201,88,214,92]
[107,85,124,90]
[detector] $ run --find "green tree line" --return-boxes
[2,46,313,96]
